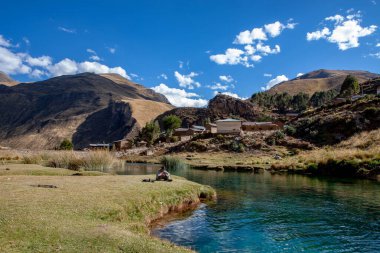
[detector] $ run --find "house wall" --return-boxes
[216,121,242,133]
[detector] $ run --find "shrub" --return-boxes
[229,141,245,153]
[59,139,74,150]
[265,130,285,145]
[162,115,182,136]
[284,125,296,135]
[340,75,359,97]
[160,156,188,171]
[46,152,84,171]
[188,141,208,152]
[140,121,160,146]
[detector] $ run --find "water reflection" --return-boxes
[122,163,380,253]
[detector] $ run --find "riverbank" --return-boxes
[0,163,215,252]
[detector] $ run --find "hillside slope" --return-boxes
[0,73,172,149]
[268,69,379,95]
[290,95,380,145]
[0,71,19,86]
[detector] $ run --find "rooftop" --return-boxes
[216,118,242,122]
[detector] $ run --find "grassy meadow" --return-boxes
[0,153,215,253]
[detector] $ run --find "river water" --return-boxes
[121,163,380,253]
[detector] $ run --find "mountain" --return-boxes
[267,69,380,96]
[0,73,172,149]
[0,71,19,86]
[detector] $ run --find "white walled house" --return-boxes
[216,119,242,134]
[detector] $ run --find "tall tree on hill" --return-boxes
[140,121,160,146]
[163,115,182,136]
[340,75,359,97]
[309,90,338,107]
[275,93,292,113]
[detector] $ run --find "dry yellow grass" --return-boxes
[0,166,215,252]
[123,98,173,127]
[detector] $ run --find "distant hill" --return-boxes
[0,73,172,149]
[0,71,19,86]
[268,69,380,96]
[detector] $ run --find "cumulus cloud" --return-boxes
[261,75,288,91]
[219,75,233,83]
[376,43,380,47]
[207,82,228,90]
[307,11,377,50]
[151,83,208,107]
[174,71,201,89]
[86,48,101,61]
[0,34,130,79]
[158,73,168,80]
[211,20,294,67]
[297,73,304,77]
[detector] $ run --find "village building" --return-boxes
[205,123,217,133]
[113,139,133,151]
[173,128,195,141]
[242,122,281,131]
[216,118,242,134]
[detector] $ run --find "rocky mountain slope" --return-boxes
[268,69,380,96]
[289,95,380,145]
[156,94,268,127]
[0,73,172,149]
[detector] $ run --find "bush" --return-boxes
[82,151,124,172]
[140,121,160,146]
[265,130,285,145]
[162,115,182,136]
[284,125,296,135]
[46,152,83,171]
[160,156,188,171]
[229,141,245,153]
[59,139,73,150]
[188,141,208,152]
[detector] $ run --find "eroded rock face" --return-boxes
[208,94,263,121]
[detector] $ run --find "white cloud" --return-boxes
[0,35,12,47]
[0,35,130,80]
[210,48,252,67]
[178,61,184,69]
[297,73,304,77]
[58,26,76,34]
[307,12,377,50]
[325,15,344,24]
[151,83,208,107]
[219,75,233,82]
[264,21,296,37]
[256,43,280,55]
[25,55,52,67]
[213,91,246,100]
[261,75,288,91]
[307,28,331,40]
[89,55,101,61]
[158,73,168,80]
[86,48,101,61]
[207,82,228,90]
[376,43,380,47]
[0,47,31,75]
[174,71,201,89]
[264,73,272,77]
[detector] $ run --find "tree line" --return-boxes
[251,75,359,113]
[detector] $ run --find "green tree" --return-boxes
[275,93,292,113]
[291,92,310,112]
[162,115,182,136]
[309,90,338,107]
[59,139,73,150]
[340,75,359,97]
[140,121,160,145]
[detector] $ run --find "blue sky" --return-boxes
[0,0,379,106]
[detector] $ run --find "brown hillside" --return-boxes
[0,71,19,86]
[268,69,380,96]
[0,73,172,149]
